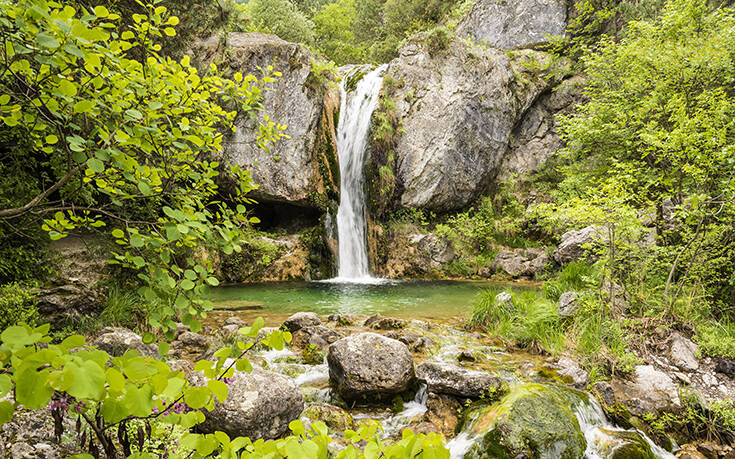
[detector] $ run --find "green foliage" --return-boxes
[469,289,564,355]
[543,262,597,301]
[248,0,317,45]
[0,283,38,330]
[425,26,451,55]
[99,285,161,331]
[0,238,55,283]
[695,320,735,359]
[0,0,287,334]
[0,321,449,457]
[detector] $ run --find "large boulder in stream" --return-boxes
[461,383,586,459]
[327,332,415,402]
[192,32,340,210]
[369,38,561,213]
[197,366,304,440]
[416,362,506,399]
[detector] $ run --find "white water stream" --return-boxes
[330,65,387,283]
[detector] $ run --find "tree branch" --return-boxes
[0,164,84,218]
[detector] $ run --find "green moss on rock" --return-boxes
[462,383,586,459]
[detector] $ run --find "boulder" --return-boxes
[553,225,604,264]
[491,248,549,278]
[462,384,587,459]
[364,314,407,330]
[495,291,515,312]
[35,284,103,328]
[291,325,342,349]
[283,312,321,332]
[715,359,735,376]
[456,0,568,50]
[301,403,354,432]
[425,392,462,437]
[670,333,699,372]
[193,33,339,210]
[384,331,434,353]
[589,429,655,459]
[416,362,506,399]
[92,327,158,358]
[555,357,589,389]
[327,332,414,401]
[371,39,559,212]
[417,234,455,264]
[612,365,681,416]
[558,291,580,318]
[198,366,304,440]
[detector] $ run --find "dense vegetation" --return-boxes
[1,0,734,455]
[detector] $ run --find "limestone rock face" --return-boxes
[35,284,103,328]
[456,0,568,50]
[558,291,580,318]
[193,33,339,210]
[198,366,304,440]
[416,362,506,399]
[374,39,559,212]
[327,332,414,401]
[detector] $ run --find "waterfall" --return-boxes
[331,65,387,282]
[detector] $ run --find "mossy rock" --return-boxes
[302,343,326,365]
[599,429,655,459]
[302,403,354,432]
[462,383,586,459]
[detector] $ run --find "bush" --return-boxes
[250,0,317,45]
[0,283,38,330]
[425,26,451,55]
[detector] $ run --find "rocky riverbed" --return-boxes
[6,309,732,458]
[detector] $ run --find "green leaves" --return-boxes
[15,365,53,409]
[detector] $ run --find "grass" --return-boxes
[695,320,735,359]
[543,261,597,301]
[469,288,564,355]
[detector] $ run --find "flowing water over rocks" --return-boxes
[207,311,683,458]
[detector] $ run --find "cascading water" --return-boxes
[331,65,387,282]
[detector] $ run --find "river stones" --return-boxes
[462,384,586,459]
[327,332,415,402]
[92,327,159,358]
[416,362,506,399]
[198,366,304,440]
[282,312,321,332]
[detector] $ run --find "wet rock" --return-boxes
[301,403,353,432]
[555,357,589,388]
[384,331,434,353]
[193,33,339,210]
[416,362,506,399]
[491,248,549,278]
[327,314,357,326]
[35,284,103,328]
[457,350,477,362]
[553,225,604,264]
[591,381,616,406]
[301,343,326,364]
[198,366,303,440]
[463,384,587,459]
[92,327,158,358]
[558,291,580,318]
[401,421,439,436]
[456,0,568,50]
[364,314,407,330]
[677,445,708,459]
[327,332,415,402]
[592,429,655,459]
[291,325,342,349]
[224,316,247,327]
[425,392,462,437]
[613,365,681,416]
[670,333,700,372]
[715,359,735,376]
[283,312,322,332]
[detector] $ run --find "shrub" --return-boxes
[0,283,38,330]
[425,26,451,55]
[250,0,317,45]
